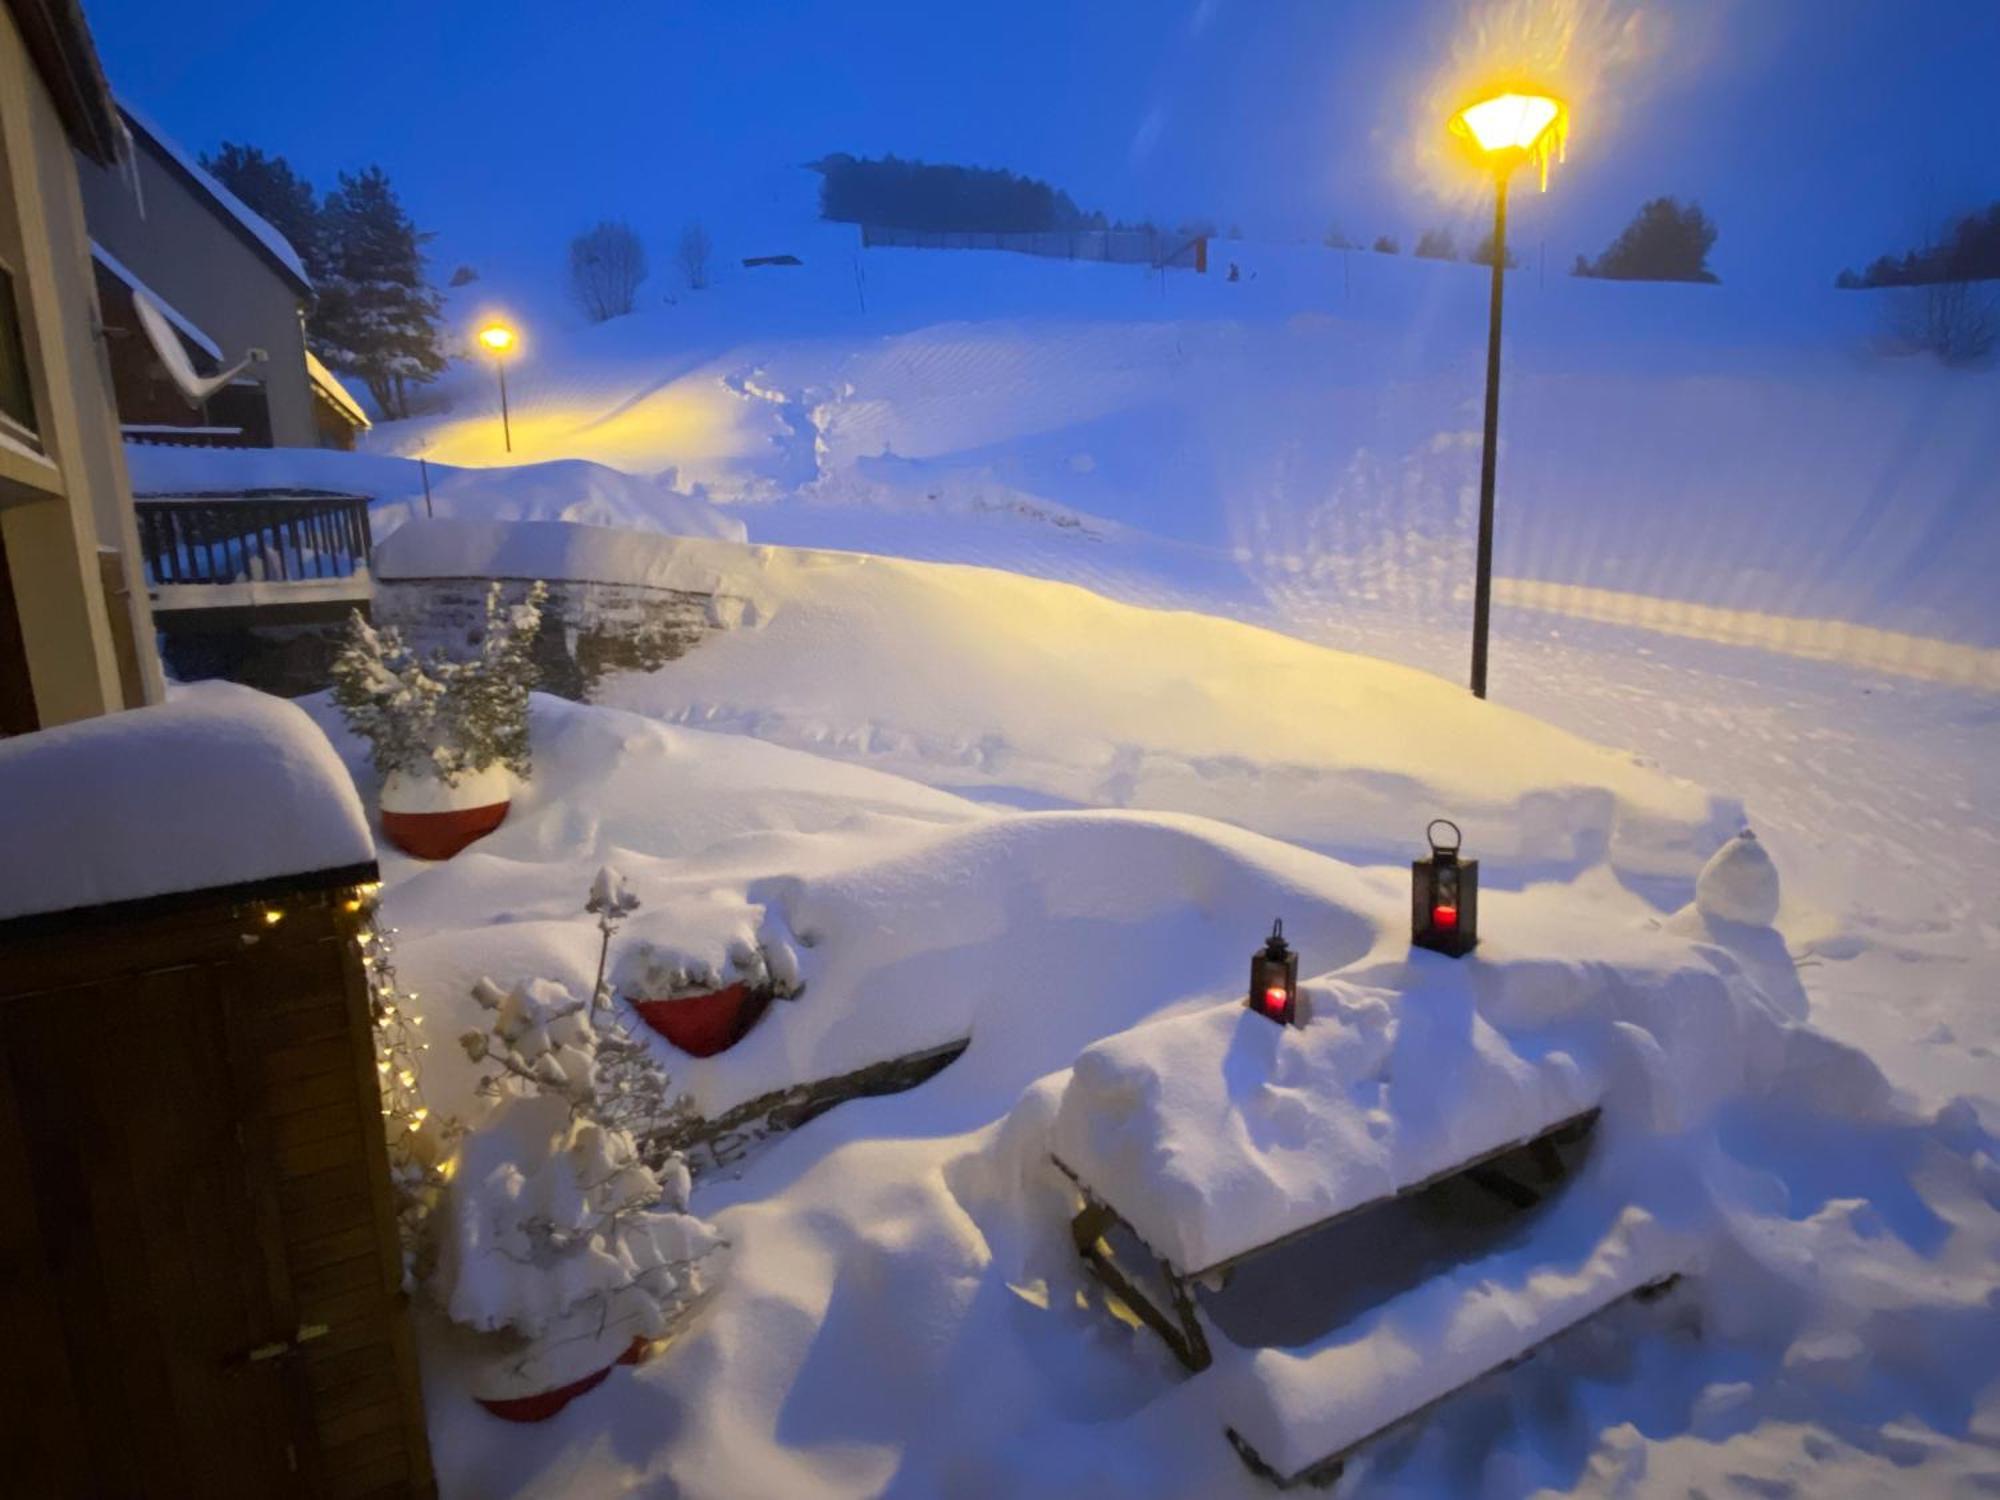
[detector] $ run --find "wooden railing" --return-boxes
[135,492,373,588]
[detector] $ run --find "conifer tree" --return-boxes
[201,143,329,279]
[317,166,447,416]
[1578,197,1719,283]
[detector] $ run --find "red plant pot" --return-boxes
[616,1335,655,1367]
[631,982,773,1057]
[381,800,511,861]
[475,1360,614,1424]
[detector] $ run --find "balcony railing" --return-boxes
[135,492,373,588]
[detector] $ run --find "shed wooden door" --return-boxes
[0,884,434,1499]
[4,963,316,1494]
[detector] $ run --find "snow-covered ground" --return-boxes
[130,191,1997,1494]
[310,657,1997,1498]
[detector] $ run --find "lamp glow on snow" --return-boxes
[1247,919,1300,1026]
[1448,84,1567,702]
[1412,819,1479,958]
[476,321,518,454]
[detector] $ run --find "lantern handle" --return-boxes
[1426,818,1463,855]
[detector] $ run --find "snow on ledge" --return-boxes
[0,682,374,922]
[373,516,762,603]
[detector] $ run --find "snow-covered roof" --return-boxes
[307,351,371,429]
[91,239,221,360]
[117,98,313,294]
[0,682,374,922]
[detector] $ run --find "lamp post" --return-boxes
[476,322,517,454]
[1448,90,1565,699]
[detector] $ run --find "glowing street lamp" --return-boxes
[1448,88,1566,700]
[476,321,517,454]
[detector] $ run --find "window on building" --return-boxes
[0,262,42,449]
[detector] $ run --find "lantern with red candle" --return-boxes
[1413,819,1479,957]
[1247,919,1300,1026]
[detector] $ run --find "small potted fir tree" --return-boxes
[332,582,548,860]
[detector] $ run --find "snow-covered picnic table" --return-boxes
[1048,964,1698,1486]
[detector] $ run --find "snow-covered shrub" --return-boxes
[331,580,547,786]
[439,974,718,1363]
[615,926,804,1003]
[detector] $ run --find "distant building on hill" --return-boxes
[73,102,369,451]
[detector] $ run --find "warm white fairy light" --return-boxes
[352,885,459,1281]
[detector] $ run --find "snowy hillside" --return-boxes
[366,216,2000,668]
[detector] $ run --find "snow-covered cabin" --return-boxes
[72,102,368,451]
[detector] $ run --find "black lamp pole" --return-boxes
[1469,169,1510,700]
[493,356,513,454]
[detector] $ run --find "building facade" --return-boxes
[0,0,164,733]
[74,103,338,450]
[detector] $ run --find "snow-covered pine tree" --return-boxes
[329,583,547,787]
[448,582,547,782]
[201,143,330,280]
[316,166,447,417]
[330,609,449,780]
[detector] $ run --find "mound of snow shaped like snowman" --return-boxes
[1694,829,1781,927]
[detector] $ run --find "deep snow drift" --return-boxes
[377,515,1736,879]
[306,687,2000,1500]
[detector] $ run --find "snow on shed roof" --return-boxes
[307,351,371,429]
[0,682,374,922]
[116,98,313,294]
[90,239,222,360]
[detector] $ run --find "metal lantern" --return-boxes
[1412,819,1479,957]
[1247,919,1300,1025]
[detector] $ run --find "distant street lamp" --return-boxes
[1448,89,1566,699]
[476,322,517,454]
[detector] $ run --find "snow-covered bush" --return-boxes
[438,974,718,1363]
[331,580,547,786]
[434,871,719,1373]
[615,927,804,1003]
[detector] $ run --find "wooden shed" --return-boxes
[0,687,434,1498]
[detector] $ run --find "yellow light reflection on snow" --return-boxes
[414,383,752,471]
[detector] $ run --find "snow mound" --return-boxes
[1051,984,1602,1274]
[464,518,1740,875]
[0,682,372,921]
[1696,828,1782,926]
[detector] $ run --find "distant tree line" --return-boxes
[1837,203,2000,289]
[814,153,1105,234]
[204,144,445,418]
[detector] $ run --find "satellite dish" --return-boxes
[132,289,261,405]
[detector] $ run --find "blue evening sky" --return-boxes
[80,0,1999,292]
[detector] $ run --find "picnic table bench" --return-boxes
[1048,977,1691,1488]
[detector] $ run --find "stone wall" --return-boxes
[373,575,740,702]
